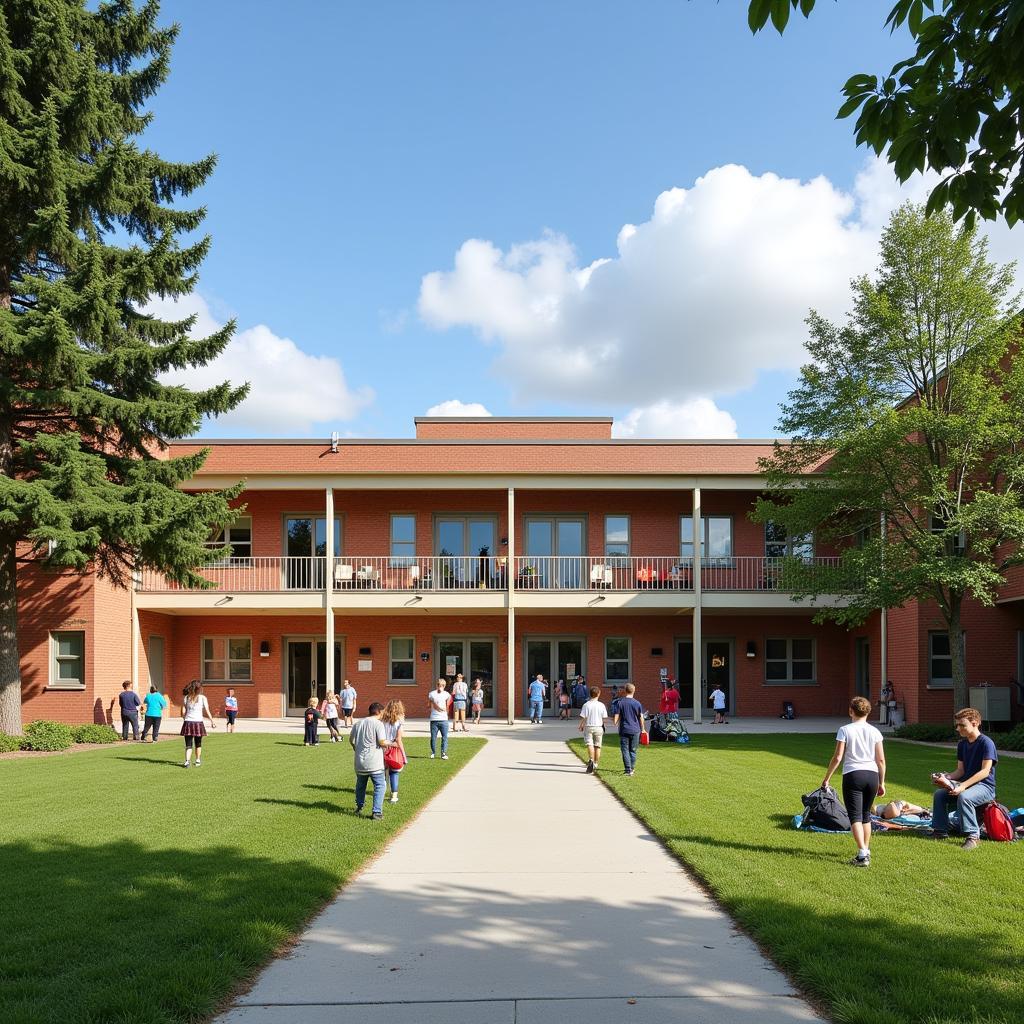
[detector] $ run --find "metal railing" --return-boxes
[514,556,692,591]
[136,557,327,593]
[699,556,851,592]
[330,556,506,592]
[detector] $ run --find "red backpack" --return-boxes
[982,802,1015,842]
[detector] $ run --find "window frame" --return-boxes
[49,630,85,690]
[604,636,631,683]
[929,513,966,557]
[201,636,253,683]
[763,637,817,685]
[764,521,814,560]
[390,513,417,568]
[206,516,253,563]
[928,630,965,689]
[389,636,416,685]
[604,514,631,565]
[680,515,734,565]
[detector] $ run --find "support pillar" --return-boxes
[692,486,702,724]
[507,486,516,725]
[325,485,335,694]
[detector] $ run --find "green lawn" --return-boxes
[1,733,482,1024]
[572,733,1024,1024]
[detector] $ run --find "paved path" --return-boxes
[218,723,823,1024]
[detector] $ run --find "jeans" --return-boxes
[141,716,162,741]
[530,700,543,721]
[355,771,386,815]
[932,781,996,837]
[388,768,401,793]
[620,732,640,772]
[430,719,449,755]
[121,712,139,740]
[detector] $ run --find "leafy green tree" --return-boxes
[0,1,247,734]
[754,203,1023,712]
[748,1,1024,226]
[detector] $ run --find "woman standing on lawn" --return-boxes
[381,699,407,803]
[821,695,886,867]
[321,691,342,742]
[180,679,216,767]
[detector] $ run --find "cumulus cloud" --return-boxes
[418,157,1022,417]
[147,293,374,435]
[612,399,738,439]
[425,400,493,416]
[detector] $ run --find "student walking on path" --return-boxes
[528,673,547,723]
[469,678,484,724]
[349,702,395,820]
[579,685,608,774]
[140,686,167,742]
[613,683,647,776]
[451,673,469,732]
[381,699,407,803]
[427,678,452,759]
[821,696,886,867]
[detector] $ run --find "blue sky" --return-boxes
[149,1,1020,440]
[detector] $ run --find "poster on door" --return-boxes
[445,656,457,677]
[565,663,576,679]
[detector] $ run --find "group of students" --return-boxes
[821,696,1000,865]
[302,681,359,745]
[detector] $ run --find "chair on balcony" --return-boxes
[333,563,354,588]
[356,565,380,587]
[590,563,612,588]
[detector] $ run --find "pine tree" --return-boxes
[0,1,248,734]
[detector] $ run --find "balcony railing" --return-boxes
[135,555,857,594]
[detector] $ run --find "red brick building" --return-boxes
[15,417,1024,725]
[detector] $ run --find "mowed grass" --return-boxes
[1,732,483,1024]
[571,733,1024,1024]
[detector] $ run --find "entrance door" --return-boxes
[436,638,497,714]
[435,517,497,587]
[675,638,735,716]
[286,638,343,715]
[524,517,586,588]
[854,637,870,698]
[147,636,165,693]
[284,516,341,589]
[524,637,584,713]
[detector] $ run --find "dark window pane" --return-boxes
[792,661,814,680]
[765,662,787,681]
[606,661,630,681]
[605,638,628,660]
[765,639,787,660]
[391,661,414,680]
[791,639,813,660]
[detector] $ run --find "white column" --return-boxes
[507,486,516,724]
[692,486,702,724]
[325,485,335,694]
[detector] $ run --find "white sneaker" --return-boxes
[183,760,190,768]
[441,753,449,760]
[430,753,435,759]
[390,793,399,803]
[195,759,201,766]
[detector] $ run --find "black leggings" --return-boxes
[184,735,203,750]
[842,770,879,824]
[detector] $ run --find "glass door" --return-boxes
[436,638,497,714]
[284,516,341,589]
[524,637,585,713]
[524,517,586,588]
[676,638,734,716]
[286,638,343,715]
[435,517,497,587]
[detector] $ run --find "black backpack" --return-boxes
[801,786,851,831]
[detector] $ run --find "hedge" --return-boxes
[71,723,120,744]
[21,720,74,752]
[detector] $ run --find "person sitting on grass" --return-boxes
[579,686,608,774]
[930,706,998,852]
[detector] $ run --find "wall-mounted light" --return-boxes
[588,594,606,606]
[420,651,430,662]
[214,595,233,606]
[359,646,372,656]
[746,640,757,659]
[259,640,270,657]
[500,537,508,546]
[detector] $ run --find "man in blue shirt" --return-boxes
[117,680,142,741]
[527,673,547,724]
[613,683,647,776]
[931,706,998,850]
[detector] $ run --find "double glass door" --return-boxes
[676,638,733,715]
[435,517,497,587]
[524,518,585,588]
[436,638,497,715]
[285,516,342,589]
[286,638,343,715]
[525,637,584,712]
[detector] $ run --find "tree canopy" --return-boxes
[754,203,1023,711]
[0,1,247,733]
[748,1,1024,226]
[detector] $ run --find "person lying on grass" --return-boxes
[821,696,886,868]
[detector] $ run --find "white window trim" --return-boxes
[604,514,631,564]
[391,513,416,567]
[763,637,816,686]
[927,630,965,689]
[389,636,416,685]
[206,516,253,563]
[49,630,85,690]
[201,636,253,683]
[764,521,814,560]
[681,514,734,565]
[604,636,631,683]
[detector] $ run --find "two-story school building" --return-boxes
[14,416,1024,726]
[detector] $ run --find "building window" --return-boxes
[928,631,965,688]
[391,514,416,567]
[202,637,252,682]
[604,515,630,565]
[206,517,252,562]
[605,637,630,682]
[764,522,814,560]
[929,514,966,556]
[680,516,733,564]
[50,631,85,689]
[764,638,815,684]
[390,637,415,684]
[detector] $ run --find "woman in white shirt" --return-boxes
[821,695,886,867]
[321,691,341,742]
[180,679,216,768]
[451,673,469,733]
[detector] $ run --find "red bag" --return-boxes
[639,731,650,746]
[384,745,406,771]
[982,802,1015,842]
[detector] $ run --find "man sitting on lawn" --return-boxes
[930,706,998,851]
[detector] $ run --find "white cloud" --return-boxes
[418,157,1022,413]
[425,400,493,417]
[147,293,374,435]
[612,399,738,439]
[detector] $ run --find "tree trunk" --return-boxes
[947,596,968,713]
[0,541,23,735]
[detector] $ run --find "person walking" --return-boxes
[339,679,358,728]
[180,679,216,768]
[558,680,570,720]
[710,683,728,724]
[381,699,407,803]
[118,680,142,741]
[579,685,609,774]
[470,678,485,724]
[573,677,588,710]
[821,695,886,867]
[451,673,469,732]
[321,691,342,742]
[427,678,452,759]
[140,685,168,743]
[613,683,648,776]
[528,673,547,724]
[350,702,395,820]
[303,697,321,746]
[223,688,239,733]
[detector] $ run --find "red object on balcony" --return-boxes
[636,565,659,587]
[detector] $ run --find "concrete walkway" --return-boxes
[217,721,822,1024]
